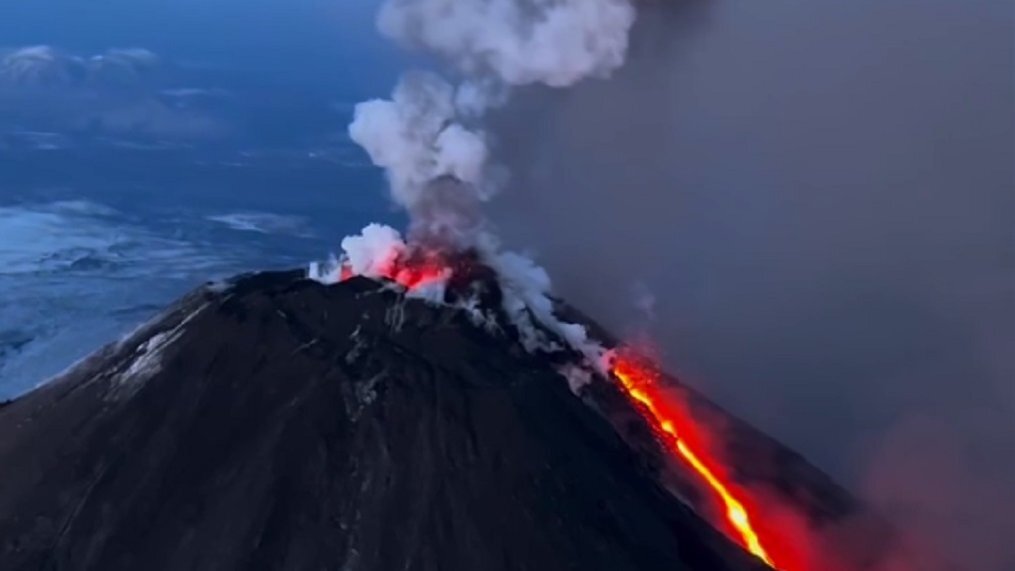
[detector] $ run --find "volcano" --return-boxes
[0,268,894,571]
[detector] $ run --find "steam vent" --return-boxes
[0,270,895,570]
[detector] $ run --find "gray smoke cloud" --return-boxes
[377,0,635,87]
[342,0,638,366]
[349,72,491,211]
[487,0,1014,569]
[350,0,639,242]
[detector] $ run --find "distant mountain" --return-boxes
[0,268,897,570]
[0,46,160,89]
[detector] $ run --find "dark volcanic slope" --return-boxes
[0,271,767,571]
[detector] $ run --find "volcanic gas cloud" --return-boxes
[311,0,794,568]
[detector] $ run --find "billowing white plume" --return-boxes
[308,224,408,284]
[378,0,636,88]
[349,73,491,212]
[328,0,637,374]
[341,223,407,278]
[485,245,605,364]
[350,0,638,237]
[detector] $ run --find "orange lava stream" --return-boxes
[612,354,779,569]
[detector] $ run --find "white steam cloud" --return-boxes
[328,0,637,371]
[341,223,407,278]
[350,0,638,233]
[349,73,491,212]
[378,0,636,88]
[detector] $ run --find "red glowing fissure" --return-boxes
[611,352,782,569]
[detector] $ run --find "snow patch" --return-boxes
[120,329,176,381]
[111,304,206,398]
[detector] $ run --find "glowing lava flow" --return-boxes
[611,353,780,569]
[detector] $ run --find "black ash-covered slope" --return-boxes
[0,270,770,571]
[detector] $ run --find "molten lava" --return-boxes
[388,259,450,290]
[611,352,781,569]
[336,242,784,567]
[341,250,452,291]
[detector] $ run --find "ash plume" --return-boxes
[348,72,491,216]
[348,0,638,243]
[334,0,640,361]
[321,1,1015,568]
[377,0,635,88]
[484,0,1015,569]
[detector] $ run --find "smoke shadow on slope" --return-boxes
[487,0,1015,569]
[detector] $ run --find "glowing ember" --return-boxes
[390,260,450,290]
[341,251,451,291]
[611,351,781,569]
